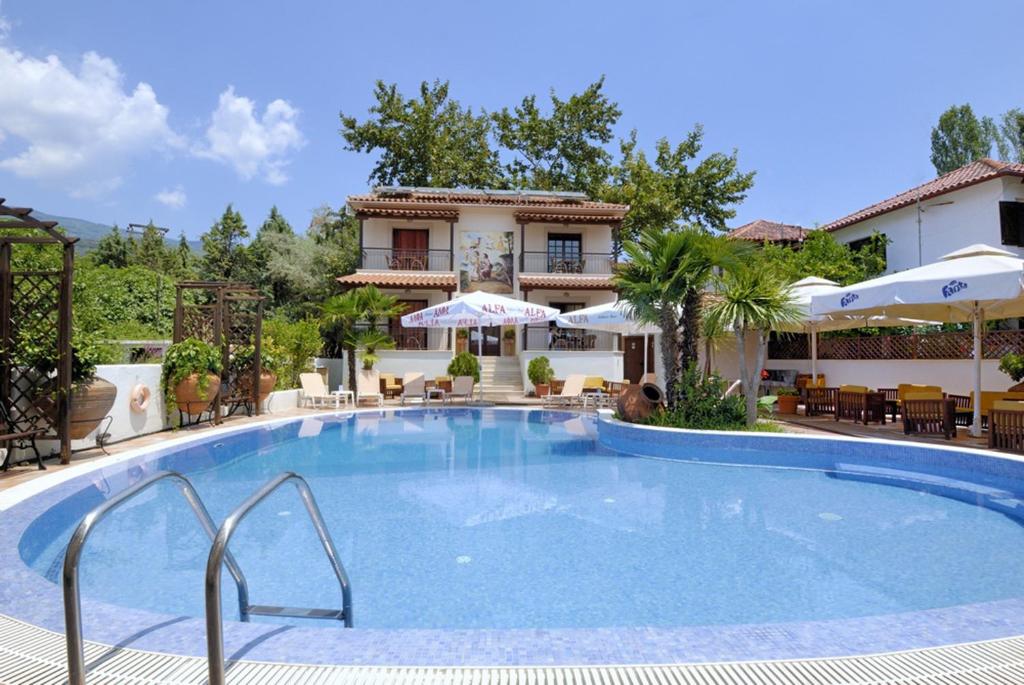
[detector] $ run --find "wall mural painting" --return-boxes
[459,231,514,293]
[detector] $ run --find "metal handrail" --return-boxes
[63,470,250,685]
[205,472,352,685]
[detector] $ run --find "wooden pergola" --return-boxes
[0,199,76,465]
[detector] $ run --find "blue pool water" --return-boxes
[20,409,1024,631]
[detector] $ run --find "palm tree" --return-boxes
[614,226,744,405]
[357,285,407,329]
[353,329,395,370]
[704,262,802,425]
[320,290,363,391]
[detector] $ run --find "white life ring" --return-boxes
[129,383,151,413]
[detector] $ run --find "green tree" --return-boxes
[251,206,297,307]
[173,233,196,279]
[704,261,801,425]
[262,317,324,388]
[758,230,889,285]
[603,128,756,251]
[994,108,1024,163]
[93,225,131,268]
[492,77,621,195]
[614,226,744,406]
[132,222,171,272]
[930,104,996,174]
[340,80,504,188]
[200,204,252,282]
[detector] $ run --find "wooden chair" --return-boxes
[804,387,837,417]
[902,392,956,440]
[947,393,973,426]
[989,400,1024,452]
[379,373,403,399]
[836,385,886,425]
[967,391,1024,428]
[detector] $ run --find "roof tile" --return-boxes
[729,219,808,242]
[518,274,615,290]
[337,271,458,290]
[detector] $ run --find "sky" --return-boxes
[0,0,1018,239]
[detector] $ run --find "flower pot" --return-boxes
[69,377,117,439]
[534,383,550,398]
[617,382,664,423]
[174,373,221,415]
[456,338,468,353]
[503,339,516,356]
[238,371,277,405]
[776,394,799,415]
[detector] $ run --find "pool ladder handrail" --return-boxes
[62,470,250,685]
[205,471,352,685]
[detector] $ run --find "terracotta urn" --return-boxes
[69,377,118,439]
[174,373,221,415]
[776,394,799,415]
[238,371,277,405]
[617,382,665,423]
[534,383,550,398]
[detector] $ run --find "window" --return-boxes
[847,233,887,271]
[1000,202,1024,246]
[547,233,582,273]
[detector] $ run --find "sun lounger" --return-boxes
[356,370,384,407]
[448,376,475,404]
[544,374,585,408]
[300,373,340,410]
[400,373,426,405]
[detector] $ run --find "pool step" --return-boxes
[246,605,347,622]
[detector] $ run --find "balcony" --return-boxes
[521,251,615,274]
[360,247,453,271]
[524,325,617,351]
[353,322,446,351]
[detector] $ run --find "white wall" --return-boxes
[375,350,454,381]
[519,350,623,392]
[70,364,166,449]
[361,218,451,251]
[830,178,1024,274]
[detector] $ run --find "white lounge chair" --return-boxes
[448,376,475,404]
[357,369,384,407]
[545,374,585,408]
[300,373,340,409]
[400,373,426,405]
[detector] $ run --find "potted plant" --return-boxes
[231,343,279,406]
[161,338,222,416]
[455,328,469,353]
[527,356,554,397]
[775,386,800,415]
[28,334,118,440]
[502,328,516,356]
[1000,352,1024,391]
[447,351,480,382]
[354,329,394,370]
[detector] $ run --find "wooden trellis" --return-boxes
[172,282,264,423]
[0,199,75,465]
[768,329,1024,361]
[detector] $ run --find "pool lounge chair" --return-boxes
[447,376,475,404]
[356,370,384,407]
[545,374,585,408]
[400,373,426,405]
[300,373,340,410]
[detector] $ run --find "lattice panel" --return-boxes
[7,271,61,436]
[179,305,217,344]
[773,329,1024,361]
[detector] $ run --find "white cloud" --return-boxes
[155,185,187,209]
[195,86,305,185]
[0,46,183,197]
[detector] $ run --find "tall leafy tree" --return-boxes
[93,225,131,268]
[340,80,504,188]
[930,104,997,174]
[603,128,756,250]
[492,77,621,195]
[251,206,296,306]
[758,230,889,285]
[994,108,1024,163]
[132,222,171,273]
[173,233,196,278]
[200,204,252,282]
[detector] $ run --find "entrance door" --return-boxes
[391,300,427,349]
[623,335,654,383]
[392,229,429,270]
[470,325,501,356]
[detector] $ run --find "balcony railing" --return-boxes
[524,325,616,351]
[360,247,452,271]
[521,252,615,274]
[352,323,446,351]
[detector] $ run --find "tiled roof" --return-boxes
[337,271,458,290]
[728,219,809,242]
[823,158,1024,232]
[352,207,460,221]
[349,187,628,211]
[518,274,615,290]
[514,211,623,225]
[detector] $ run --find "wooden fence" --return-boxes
[768,329,1024,361]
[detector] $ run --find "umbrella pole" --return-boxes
[643,333,649,381]
[810,327,818,383]
[972,304,982,438]
[477,324,484,402]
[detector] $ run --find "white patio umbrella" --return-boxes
[554,300,660,377]
[810,244,1024,435]
[401,291,558,400]
[778,277,932,382]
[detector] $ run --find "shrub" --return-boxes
[503,328,516,340]
[775,386,799,396]
[1000,352,1024,382]
[160,338,222,411]
[527,356,554,387]
[643,363,746,431]
[447,351,480,382]
[263,317,323,387]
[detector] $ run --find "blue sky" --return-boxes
[0,0,1018,239]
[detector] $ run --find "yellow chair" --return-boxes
[839,384,869,394]
[968,391,1024,419]
[583,376,605,392]
[379,373,402,398]
[896,384,942,404]
[990,401,1024,451]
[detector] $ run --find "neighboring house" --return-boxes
[823,158,1024,273]
[728,219,809,247]
[339,187,645,391]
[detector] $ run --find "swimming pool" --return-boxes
[5,408,1024,667]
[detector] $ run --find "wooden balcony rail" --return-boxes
[360,248,452,271]
[351,323,445,351]
[524,325,616,351]
[521,251,615,274]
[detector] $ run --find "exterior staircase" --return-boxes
[478,356,524,401]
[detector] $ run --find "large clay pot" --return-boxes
[617,382,665,423]
[776,394,799,415]
[238,371,277,405]
[69,377,117,439]
[534,383,550,398]
[174,373,221,415]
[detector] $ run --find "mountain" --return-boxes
[28,211,202,253]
